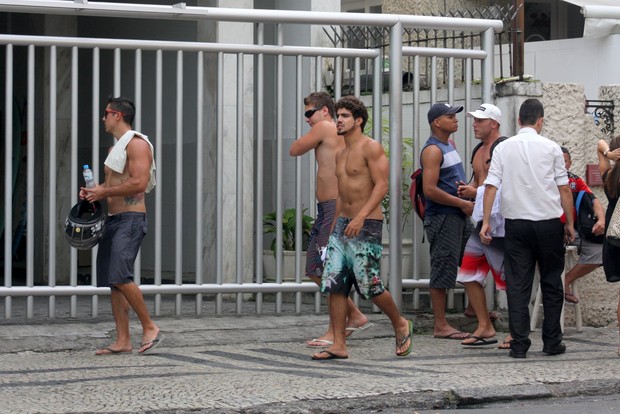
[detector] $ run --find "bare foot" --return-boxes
[396,319,413,357]
[138,326,161,354]
[345,315,370,337]
[312,346,348,360]
[95,344,132,355]
[461,328,496,345]
[433,326,469,340]
[498,335,512,349]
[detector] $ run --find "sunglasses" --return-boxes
[104,108,125,118]
[304,107,321,119]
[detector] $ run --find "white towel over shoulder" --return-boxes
[104,130,156,193]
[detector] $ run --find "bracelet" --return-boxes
[604,149,609,157]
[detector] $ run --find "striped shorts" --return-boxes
[424,213,473,289]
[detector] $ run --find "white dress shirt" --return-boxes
[484,127,568,221]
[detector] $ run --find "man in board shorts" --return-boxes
[81,96,160,355]
[311,96,412,360]
[290,92,370,348]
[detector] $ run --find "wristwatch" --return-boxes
[604,149,609,157]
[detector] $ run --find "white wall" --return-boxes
[500,34,620,99]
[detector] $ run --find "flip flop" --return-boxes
[95,347,132,356]
[396,319,414,357]
[306,339,334,348]
[461,335,498,347]
[311,350,348,360]
[433,331,470,340]
[345,322,374,337]
[138,335,163,354]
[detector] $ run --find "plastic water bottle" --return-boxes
[82,164,95,188]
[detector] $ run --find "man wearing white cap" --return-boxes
[456,103,506,347]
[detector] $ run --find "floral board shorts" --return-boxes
[321,217,385,300]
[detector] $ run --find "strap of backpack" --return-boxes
[575,190,585,217]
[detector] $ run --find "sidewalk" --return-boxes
[1,297,619,413]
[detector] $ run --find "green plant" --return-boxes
[365,116,414,232]
[263,208,314,252]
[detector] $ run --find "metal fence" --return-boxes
[0,0,502,319]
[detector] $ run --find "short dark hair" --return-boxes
[518,98,544,126]
[107,96,136,126]
[304,92,336,120]
[560,146,571,160]
[335,95,368,132]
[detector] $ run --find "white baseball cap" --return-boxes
[466,103,502,124]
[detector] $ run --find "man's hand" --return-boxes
[592,218,605,236]
[456,180,476,199]
[80,185,106,203]
[460,200,474,217]
[564,223,576,245]
[479,222,492,245]
[344,216,365,237]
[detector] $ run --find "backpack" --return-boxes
[409,168,425,221]
[574,190,604,244]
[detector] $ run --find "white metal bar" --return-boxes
[134,48,142,286]
[236,52,244,315]
[175,50,183,316]
[154,49,163,315]
[91,47,100,317]
[0,1,504,32]
[114,48,120,96]
[448,56,454,104]
[295,54,303,314]
[372,54,381,142]
[195,50,203,315]
[431,56,437,104]
[275,25,284,313]
[314,54,321,92]
[70,46,78,317]
[481,28,495,104]
[334,56,341,101]
[255,24,264,315]
[412,54,421,310]
[0,35,380,58]
[388,22,403,310]
[216,51,224,315]
[26,44,35,319]
[402,46,486,60]
[4,44,13,319]
[0,283,320,296]
[354,57,361,97]
[48,45,57,318]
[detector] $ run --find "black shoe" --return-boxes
[542,343,566,355]
[509,350,527,359]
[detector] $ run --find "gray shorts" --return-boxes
[424,213,473,289]
[571,235,603,265]
[97,212,147,288]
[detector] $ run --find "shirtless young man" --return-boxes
[289,92,370,348]
[81,97,160,355]
[310,96,412,360]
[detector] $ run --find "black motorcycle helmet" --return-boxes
[64,200,106,250]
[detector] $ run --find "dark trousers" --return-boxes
[504,218,565,354]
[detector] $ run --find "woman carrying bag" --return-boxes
[596,136,620,357]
